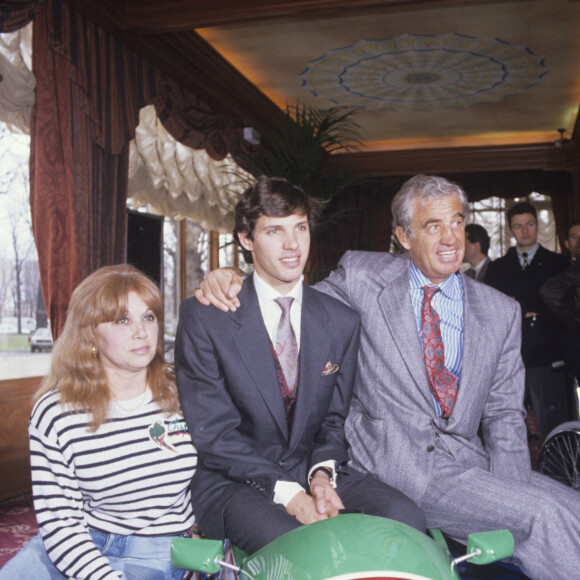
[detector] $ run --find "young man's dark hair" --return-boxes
[465,223,490,256]
[568,218,580,237]
[234,176,325,264]
[507,201,537,226]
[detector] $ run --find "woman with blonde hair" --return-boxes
[0,265,197,579]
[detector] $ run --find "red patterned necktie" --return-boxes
[275,297,298,392]
[421,286,458,418]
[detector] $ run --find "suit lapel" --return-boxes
[289,285,331,449]
[378,258,434,407]
[231,278,289,439]
[453,275,489,420]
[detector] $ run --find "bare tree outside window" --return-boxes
[0,121,50,379]
[0,122,39,331]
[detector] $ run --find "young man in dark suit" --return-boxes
[486,202,569,440]
[175,176,425,554]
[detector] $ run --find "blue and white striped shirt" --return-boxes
[409,262,465,415]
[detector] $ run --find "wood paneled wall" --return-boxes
[0,377,41,500]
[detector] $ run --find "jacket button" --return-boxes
[278,459,286,466]
[426,445,435,452]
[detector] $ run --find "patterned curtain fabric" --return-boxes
[0,0,41,33]
[154,75,250,162]
[30,0,141,337]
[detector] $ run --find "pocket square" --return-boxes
[322,361,340,375]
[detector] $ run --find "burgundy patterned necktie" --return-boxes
[275,297,298,392]
[421,286,458,418]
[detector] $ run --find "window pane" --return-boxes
[0,122,51,380]
[468,193,560,260]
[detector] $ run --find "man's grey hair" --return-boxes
[392,175,469,237]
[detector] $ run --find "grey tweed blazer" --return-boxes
[315,251,530,505]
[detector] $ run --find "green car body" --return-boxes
[171,514,514,580]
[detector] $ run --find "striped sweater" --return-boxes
[29,389,197,579]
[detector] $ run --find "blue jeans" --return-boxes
[0,531,185,579]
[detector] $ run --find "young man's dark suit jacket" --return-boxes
[486,244,568,367]
[175,274,364,541]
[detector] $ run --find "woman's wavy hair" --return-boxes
[35,264,179,430]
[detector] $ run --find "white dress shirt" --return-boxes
[253,272,336,506]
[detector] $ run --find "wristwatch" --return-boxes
[309,466,337,488]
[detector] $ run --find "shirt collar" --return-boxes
[409,260,462,300]
[517,243,539,261]
[472,256,488,274]
[253,271,303,306]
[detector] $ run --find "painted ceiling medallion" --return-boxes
[300,33,548,111]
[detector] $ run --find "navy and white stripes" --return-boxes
[29,390,197,579]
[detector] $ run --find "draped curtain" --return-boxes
[0,0,41,33]
[1,0,249,337]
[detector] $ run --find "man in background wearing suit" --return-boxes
[176,176,425,555]
[486,203,569,441]
[196,175,580,579]
[540,219,580,384]
[463,223,491,282]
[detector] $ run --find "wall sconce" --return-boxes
[554,128,568,147]
[243,127,261,145]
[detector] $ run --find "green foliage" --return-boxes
[232,102,365,204]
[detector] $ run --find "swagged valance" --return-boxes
[128,105,249,233]
[0,23,33,134]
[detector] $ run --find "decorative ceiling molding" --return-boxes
[301,33,548,111]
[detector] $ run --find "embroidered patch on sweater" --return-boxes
[148,419,189,453]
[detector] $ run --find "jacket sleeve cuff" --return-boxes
[273,481,305,506]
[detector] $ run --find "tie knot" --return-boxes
[422,285,439,304]
[275,297,294,314]
[521,252,529,270]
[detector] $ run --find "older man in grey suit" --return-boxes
[196,175,580,580]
